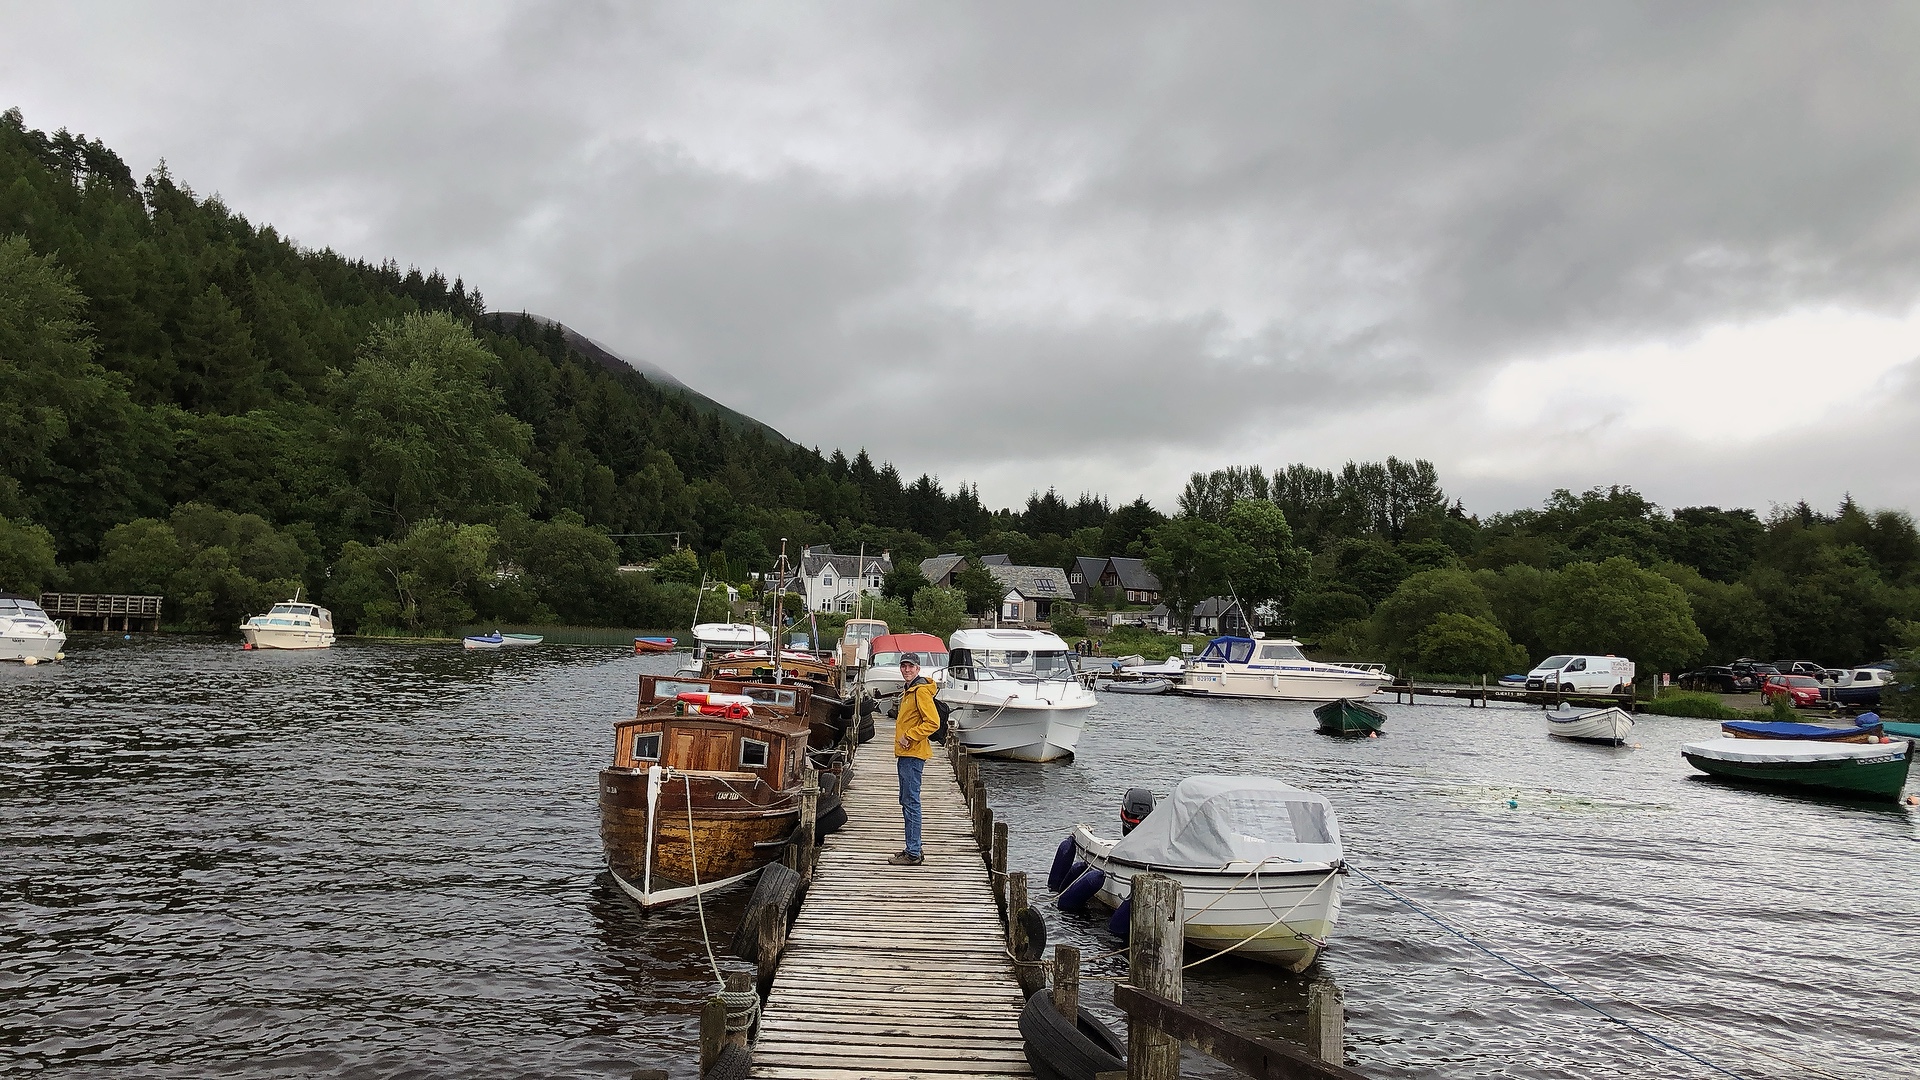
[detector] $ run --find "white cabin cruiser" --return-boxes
[939,628,1096,762]
[0,594,66,662]
[1176,636,1389,702]
[241,599,334,650]
[690,623,771,651]
[1063,776,1345,972]
[863,632,949,699]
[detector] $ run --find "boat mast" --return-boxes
[772,539,788,684]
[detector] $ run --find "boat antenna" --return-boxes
[1223,577,1248,638]
[773,539,789,684]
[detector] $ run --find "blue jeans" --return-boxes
[896,755,925,857]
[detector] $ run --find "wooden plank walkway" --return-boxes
[750,718,1032,1079]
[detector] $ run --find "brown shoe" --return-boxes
[888,852,924,866]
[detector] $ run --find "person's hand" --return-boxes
[897,736,911,751]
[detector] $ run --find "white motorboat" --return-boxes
[464,632,504,651]
[0,594,65,662]
[1545,705,1634,745]
[840,618,889,666]
[691,622,771,651]
[862,632,949,698]
[240,598,334,650]
[1175,636,1388,701]
[939,628,1096,762]
[1063,776,1345,972]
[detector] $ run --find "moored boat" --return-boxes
[500,632,543,647]
[1063,776,1345,972]
[692,622,771,651]
[463,632,504,650]
[1175,636,1390,701]
[240,597,334,650]
[1094,676,1172,695]
[1314,698,1386,736]
[0,593,65,662]
[599,675,822,906]
[863,632,948,698]
[1721,717,1883,742]
[633,636,677,654]
[1681,737,1912,801]
[1545,705,1634,745]
[939,628,1096,762]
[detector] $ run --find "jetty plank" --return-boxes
[750,718,1031,1079]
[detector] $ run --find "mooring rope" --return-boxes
[681,772,760,1039]
[1346,862,1754,1080]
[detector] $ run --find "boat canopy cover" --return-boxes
[1721,719,1881,739]
[869,633,948,656]
[1196,637,1256,664]
[1682,737,1909,764]
[1107,775,1342,870]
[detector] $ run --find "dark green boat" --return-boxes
[1314,698,1386,737]
[1681,737,1911,801]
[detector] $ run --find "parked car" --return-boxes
[1773,660,1831,680]
[1730,659,1780,687]
[1524,654,1636,694]
[1677,665,1745,693]
[1760,674,1825,708]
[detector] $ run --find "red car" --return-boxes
[1760,674,1824,708]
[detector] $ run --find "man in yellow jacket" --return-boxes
[891,654,941,866]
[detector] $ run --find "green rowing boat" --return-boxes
[1314,698,1386,737]
[1681,737,1911,801]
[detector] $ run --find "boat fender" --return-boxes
[1014,906,1048,961]
[1106,896,1131,939]
[1017,991,1125,1080]
[731,862,802,963]
[1056,867,1104,910]
[1047,837,1079,892]
[816,801,848,837]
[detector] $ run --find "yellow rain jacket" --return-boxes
[895,677,941,759]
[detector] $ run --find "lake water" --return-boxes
[3,639,1915,1078]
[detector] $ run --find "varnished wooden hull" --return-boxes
[599,768,797,900]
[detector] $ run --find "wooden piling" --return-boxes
[722,971,753,1049]
[1006,871,1027,942]
[1128,874,1184,1080]
[991,821,1009,911]
[1307,982,1345,1066]
[797,765,819,883]
[1052,945,1080,1023]
[699,994,728,1074]
[757,906,784,995]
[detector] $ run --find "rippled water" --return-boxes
[4,640,1915,1078]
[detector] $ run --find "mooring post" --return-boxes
[756,911,785,997]
[1127,873,1184,1080]
[1006,871,1027,943]
[1053,944,1080,1022]
[722,971,753,1049]
[1307,982,1345,1066]
[699,993,728,1074]
[797,765,820,883]
[978,802,994,856]
[991,821,1009,911]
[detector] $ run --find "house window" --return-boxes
[741,738,770,769]
[632,732,661,761]
[867,573,881,588]
[821,570,834,587]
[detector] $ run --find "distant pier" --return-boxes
[38,593,163,632]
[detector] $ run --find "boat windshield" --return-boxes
[873,649,948,669]
[1255,642,1305,661]
[1196,638,1255,664]
[953,648,1076,681]
[0,599,47,618]
[1537,655,1573,670]
[843,621,885,644]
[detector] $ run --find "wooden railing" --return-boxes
[39,593,163,616]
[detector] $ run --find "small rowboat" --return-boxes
[501,633,543,647]
[1681,737,1912,801]
[1721,718,1882,742]
[1546,705,1634,745]
[633,636,677,654]
[1313,698,1386,737]
[1093,677,1172,695]
[463,632,504,650]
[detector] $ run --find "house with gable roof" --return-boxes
[1068,556,1163,605]
[799,545,892,613]
[987,564,1075,625]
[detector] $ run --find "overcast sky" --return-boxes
[5,3,1920,519]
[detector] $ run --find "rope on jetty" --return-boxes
[1347,862,1755,1080]
[684,772,760,1041]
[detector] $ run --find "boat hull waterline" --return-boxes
[1313,698,1386,737]
[1681,737,1912,801]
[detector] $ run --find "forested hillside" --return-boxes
[1,106,1915,677]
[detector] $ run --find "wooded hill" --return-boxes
[1,106,1916,680]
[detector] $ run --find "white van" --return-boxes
[1525,655,1635,694]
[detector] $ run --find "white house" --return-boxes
[800,546,893,613]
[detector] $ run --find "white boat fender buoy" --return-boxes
[54,652,65,661]
[22,656,38,665]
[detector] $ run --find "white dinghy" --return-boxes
[1063,776,1345,972]
[1545,705,1634,745]
[939,628,1096,762]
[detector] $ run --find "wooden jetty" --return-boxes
[38,593,162,632]
[1383,676,1637,712]
[748,716,1032,1079]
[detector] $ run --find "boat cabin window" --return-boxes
[1209,795,1336,846]
[632,732,661,761]
[740,738,770,769]
[1197,639,1255,665]
[947,648,975,680]
[969,649,1075,679]
[740,686,800,710]
[1257,643,1304,661]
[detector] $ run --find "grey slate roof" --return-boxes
[802,551,892,579]
[987,564,1074,599]
[1070,556,1107,587]
[920,554,965,585]
[979,554,1013,566]
[1107,557,1161,592]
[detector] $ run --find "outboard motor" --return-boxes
[1120,787,1155,835]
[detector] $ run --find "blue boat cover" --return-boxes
[1721,719,1882,740]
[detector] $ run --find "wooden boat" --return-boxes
[1546,705,1634,745]
[501,633,543,647]
[1065,777,1345,972]
[633,636,677,654]
[1681,737,1912,801]
[702,647,854,748]
[1093,676,1172,695]
[463,632,503,650]
[600,675,825,906]
[1883,720,1920,739]
[1721,718,1883,742]
[1313,698,1386,737]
